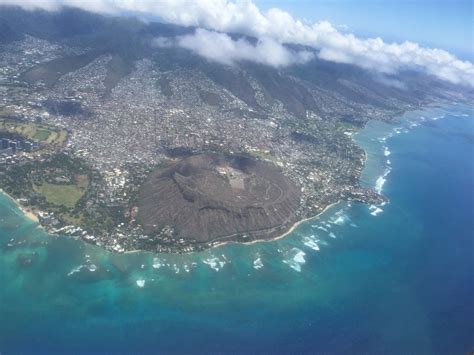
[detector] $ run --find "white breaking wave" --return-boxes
[136,279,146,288]
[182,262,197,273]
[375,167,391,194]
[369,205,384,216]
[171,264,180,274]
[67,264,98,276]
[67,265,85,277]
[383,146,391,156]
[282,248,306,272]
[302,235,320,251]
[152,257,164,269]
[252,252,264,269]
[328,232,337,239]
[202,256,226,271]
[375,176,386,194]
[253,256,264,270]
[330,209,350,225]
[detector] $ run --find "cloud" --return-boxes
[0,0,60,11]
[0,0,114,13]
[155,29,314,67]
[1,0,473,86]
[373,75,407,90]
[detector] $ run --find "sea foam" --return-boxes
[302,235,320,251]
[330,209,350,226]
[253,255,264,270]
[375,176,386,194]
[203,256,226,272]
[375,167,391,194]
[369,205,383,216]
[136,279,146,288]
[182,262,197,273]
[282,248,306,272]
[152,257,164,269]
[171,264,180,274]
[67,265,85,277]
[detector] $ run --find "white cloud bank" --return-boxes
[155,29,314,67]
[1,0,473,86]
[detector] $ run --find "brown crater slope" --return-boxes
[138,153,301,244]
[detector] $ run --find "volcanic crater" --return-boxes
[138,153,301,244]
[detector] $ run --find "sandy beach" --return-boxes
[0,189,39,223]
[0,184,344,254]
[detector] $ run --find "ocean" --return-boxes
[0,104,473,354]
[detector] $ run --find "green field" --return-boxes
[34,183,85,208]
[0,119,67,145]
[33,129,51,141]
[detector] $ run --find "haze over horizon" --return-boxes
[1,0,473,87]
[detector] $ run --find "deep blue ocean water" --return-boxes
[0,104,473,354]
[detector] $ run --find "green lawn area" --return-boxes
[1,119,67,145]
[33,129,51,141]
[35,183,85,208]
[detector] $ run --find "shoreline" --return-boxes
[120,201,343,255]
[0,108,398,255]
[207,104,463,251]
[0,104,419,255]
[2,103,465,255]
[208,201,343,251]
[0,188,39,223]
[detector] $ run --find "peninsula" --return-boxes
[0,7,470,253]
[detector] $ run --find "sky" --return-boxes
[0,0,473,86]
[254,0,474,61]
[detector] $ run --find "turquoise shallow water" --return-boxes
[0,104,473,354]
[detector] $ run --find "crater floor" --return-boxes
[138,153,302,244]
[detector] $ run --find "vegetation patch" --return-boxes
[0,153,95,227]
[20,52,99,88]
[0,119,67,145]
[34,182,85,208]
[33,129,51,141]
[249,149,280,163]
